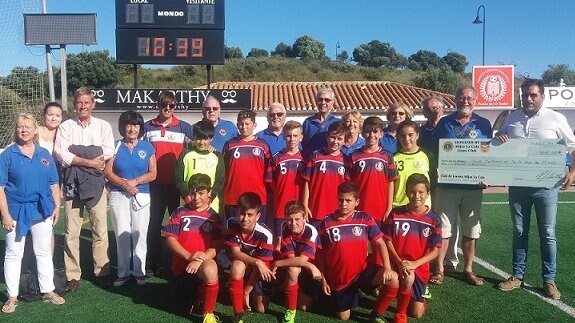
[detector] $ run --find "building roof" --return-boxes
[203,81,456,112]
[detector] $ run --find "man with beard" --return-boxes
[431,86,492,286]
[495,79,575,299]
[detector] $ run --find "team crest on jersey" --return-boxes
[201,221,213,233]
[352,226,362,236]
[219,129,227,136]
[167,133,175,141]
[205,159,214,167]
[41,158,50,166]
[375,161,384,171]
[414,160,424,169]
[422,227,431,238]
[253,148,261,156]
[137,150,147,159]
[338,166,345,175]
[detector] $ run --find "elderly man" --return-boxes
[142,91,193,276]
[256,102,287,155]
[199,95,238,152]
[431,86,492,286]
[302,87,340,158]
[496,79,575,300]
[54,87,115,291]
[419,96,445,152]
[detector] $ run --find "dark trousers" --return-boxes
[146,183,180,269]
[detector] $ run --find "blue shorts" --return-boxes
[411,274,427,303]
[245,266,273,297]
[331,264,381,312]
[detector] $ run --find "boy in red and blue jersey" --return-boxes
[223,110,271,224]
[376,174,442,323]
[164,174,222,323]
[301,121,349,227]
[226,192,275,323]
[265,120,305,243]
[317,182,397,321]
[271,200,322,323]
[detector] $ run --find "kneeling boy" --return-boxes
[165,173,222,323]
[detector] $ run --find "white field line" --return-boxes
[483,201,575,205]
[459,248,575,318]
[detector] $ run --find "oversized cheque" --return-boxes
[438,139,566,188]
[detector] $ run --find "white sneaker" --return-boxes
[113,276,130,287]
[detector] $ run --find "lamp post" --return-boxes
[335,41,341,60]
[473,5,486,65]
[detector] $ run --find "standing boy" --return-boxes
[271,200,322,323]
[317,181,397,321]
[165,173,222,323]
[175,120,225,213]
[301,121,349,227]
[226,192,275,323]
[266,120,305,242]
[223,110,271,224]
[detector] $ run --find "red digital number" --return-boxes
[153,37,165,57]
[191,38,204,58]
[176,38,188,57]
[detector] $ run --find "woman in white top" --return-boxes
[38,102,64,153]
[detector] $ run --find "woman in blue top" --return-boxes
[104,111,157,287]
[0,113,65,313]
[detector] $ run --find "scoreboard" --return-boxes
[115,0,225,65]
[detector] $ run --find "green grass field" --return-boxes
[2,192,575,322]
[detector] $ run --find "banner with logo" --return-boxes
[472,65,515,109]
[91,89,251,111]
[544,87,575,109]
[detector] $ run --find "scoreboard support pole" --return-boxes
[206,65,212,90]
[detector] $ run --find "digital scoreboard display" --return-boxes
[115,0,224,65]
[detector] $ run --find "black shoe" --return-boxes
[154,266,167,277]
[96,276,112,289]
[66,279,79,292]
[145,268,154,278]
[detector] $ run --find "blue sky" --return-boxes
[5,0,575,80]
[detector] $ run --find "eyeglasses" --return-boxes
[521,93,541,99]
[163,103,176,110]
[457,96,476,102]
[268,112,285,118]
[317,98,333,102]
[204,106,220,112]
[391,111,406,116]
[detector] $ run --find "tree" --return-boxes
[0,85,30,147]
[64,50,119,92]
[442,51,468,73]
[0,66,46,101]
[352,40,407,69]
[413,67,462,94]
[292,35,326,60]
[408,50,446,71]
[271,42,293,58]
[336,50,349,63]
[247,48,269,58]
[225,46,243,59]
[541,64,575,86]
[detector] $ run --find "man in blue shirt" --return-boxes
[199,96,238,152]
[430,86,492,287]
[302,87,340,158]
[257,102,287,155]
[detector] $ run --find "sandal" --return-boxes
[463,271,484,286]
[2,299,17,313]
[42,292,65,305]
[429,272,444,285]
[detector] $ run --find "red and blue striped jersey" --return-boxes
[164,206,223,276]
[346,147,398,221]
[280,222,319,260]
[265,150,305,219]
[381,206,442,282]
[301,148,349,220]
[225,217,274,261]
[223,137,271,205]
[318,210,382,291]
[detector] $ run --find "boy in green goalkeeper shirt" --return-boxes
[175,120,225,213]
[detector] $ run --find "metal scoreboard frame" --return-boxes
[115,0,225,65]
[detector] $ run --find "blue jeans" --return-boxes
[508,186,558,282]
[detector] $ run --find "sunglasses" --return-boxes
[268,112,285,118]
[317,98,333,102]
[163,103,176,110]
[204,107,220,112]
[391,111,405,116]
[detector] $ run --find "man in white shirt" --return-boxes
[496,79,575,300]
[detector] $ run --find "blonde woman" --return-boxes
[0,114,64,313]
[341,111,365,155]
[381,101,413,153]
